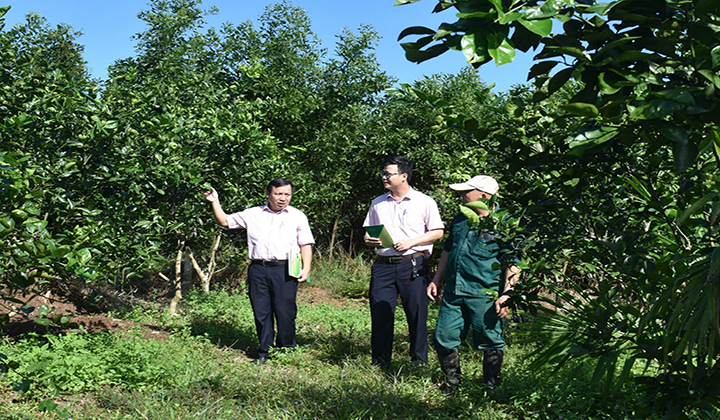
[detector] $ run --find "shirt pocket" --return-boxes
[468,230,498,259]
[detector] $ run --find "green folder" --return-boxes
[364,224,394,249]
[288,245,302,278]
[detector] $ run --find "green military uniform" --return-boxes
[433,213,512,353]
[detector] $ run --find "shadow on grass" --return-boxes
[188,318,258,356]
[299,329,372,364]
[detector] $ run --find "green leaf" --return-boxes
[525,0,568,19]
[38,399,58,412]
[13,379,31,393]
[460,206,480,226]
[629,99,683,120]
[499,12,523,25]
[579,3,613,15]
[528,61,558,79]
[517,17,553,37]
[75,248,93,264]
[563,178,580,187]
[672,141,698,173]
[402,43,450,63]
[699,69,720,89]
[465,200,490,210]
[52,245,72,258]
[560,102,599,117]
[487,34,516,65]
[539,46,591,62]
[654,121,688,144]
[394,0,422,5]
[397,26,437,41]
[654,88,695,105]
[595,36,640,58]
[598,72,622,95]
[456,11,497,19]
[569,126,619,153]
[677,193,718,225]
[435,22,459,39]
[709,248,720,284]
[548,67,574,95]
[34,318,50,326]
[625,176,652,201]
[461,32,491,64]
[712,46,720,69]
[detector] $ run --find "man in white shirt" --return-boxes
[205,179,314,364]
[364,156,444,368]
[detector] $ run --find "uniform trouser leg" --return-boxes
[433,290,505,385]
[433,292,466,355]
[433,292,466,391]
[397,256,428,362]
[369,261,398,368]
[469,294,505,351]
[467,294,505,388]
[248,264,298,358]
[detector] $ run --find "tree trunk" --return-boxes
[329,217,339,260]
[189,231,222,293]
[169,240,185,314]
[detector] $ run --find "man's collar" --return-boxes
[262,203,289,214]
[386,186,416,201]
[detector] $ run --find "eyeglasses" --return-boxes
[380,171,401,179]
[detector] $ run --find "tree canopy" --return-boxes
[398,0,720,416]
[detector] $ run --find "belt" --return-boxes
[251,259,286,267]
[373,252,425,264]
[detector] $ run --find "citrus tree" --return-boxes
[398,0,720,416]
[0,7,102,321]
[100,0,284,305]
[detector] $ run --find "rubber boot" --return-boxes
[483,349,503,390]
[438,349,461,395]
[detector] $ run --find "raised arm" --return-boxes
[204,187,229,228]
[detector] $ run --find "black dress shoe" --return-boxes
[252,357,266,365]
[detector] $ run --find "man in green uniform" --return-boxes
[427,175,520,394]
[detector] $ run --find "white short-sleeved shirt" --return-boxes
[226,204,314,261]
[363,187,444,257]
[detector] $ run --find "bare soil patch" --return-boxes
[2,283,358,340]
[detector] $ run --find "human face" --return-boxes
[461,189,491,204]
[381,164,406,190]
[267,185,292,212]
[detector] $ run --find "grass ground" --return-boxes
[0,256,692,419]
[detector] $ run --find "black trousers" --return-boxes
[247,263,298,358]
[369,256,428,367]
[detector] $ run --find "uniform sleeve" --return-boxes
[443,214,462,252]
[443,224,455,252]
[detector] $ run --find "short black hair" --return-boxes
[382,155,413,181]
[266,178,294,194]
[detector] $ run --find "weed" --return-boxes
[309,254,371,299]
[1,283,717,419]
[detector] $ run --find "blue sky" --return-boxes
[3,0,536,92]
